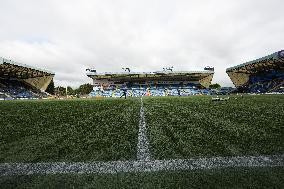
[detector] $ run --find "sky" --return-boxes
[0,0,283,87]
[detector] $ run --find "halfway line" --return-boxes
[136,97,151,161]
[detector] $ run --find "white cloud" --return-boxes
[0,0,283,87]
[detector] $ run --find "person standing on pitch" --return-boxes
[164,88,168,96]
[120,89,127,99]
[177,88,181,97]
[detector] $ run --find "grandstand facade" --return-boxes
[86,69,214,97]
[226,50,284,93]
[0,57,55,99]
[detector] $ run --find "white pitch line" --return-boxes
[136,97,151,161]
[0,155,283,176]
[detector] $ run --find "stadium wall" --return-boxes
[0,57,55,92]
[226,50,284,93]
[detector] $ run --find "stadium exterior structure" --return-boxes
[226,50,284,93]
[86,69,214,97]
[0,57,55,99]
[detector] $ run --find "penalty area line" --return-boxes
[0,154,283,176]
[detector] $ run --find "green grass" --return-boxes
[1,167,283,189]
[1,95,284,188]
[144,95,284,159]
[0,98,140,162]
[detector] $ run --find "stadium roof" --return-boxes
[87,70,214,77]
[87,70,214,88]
[226,50,284,73]
[0,57,55,79]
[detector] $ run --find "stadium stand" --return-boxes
[226,50,284,94]
[0,57,55,100]
[86,68,214,97]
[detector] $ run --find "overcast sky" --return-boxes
[0,0,283,87]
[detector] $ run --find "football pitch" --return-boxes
[0,95,284,188]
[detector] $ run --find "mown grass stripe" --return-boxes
[1,155,283,176]
[137,98,151,161]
